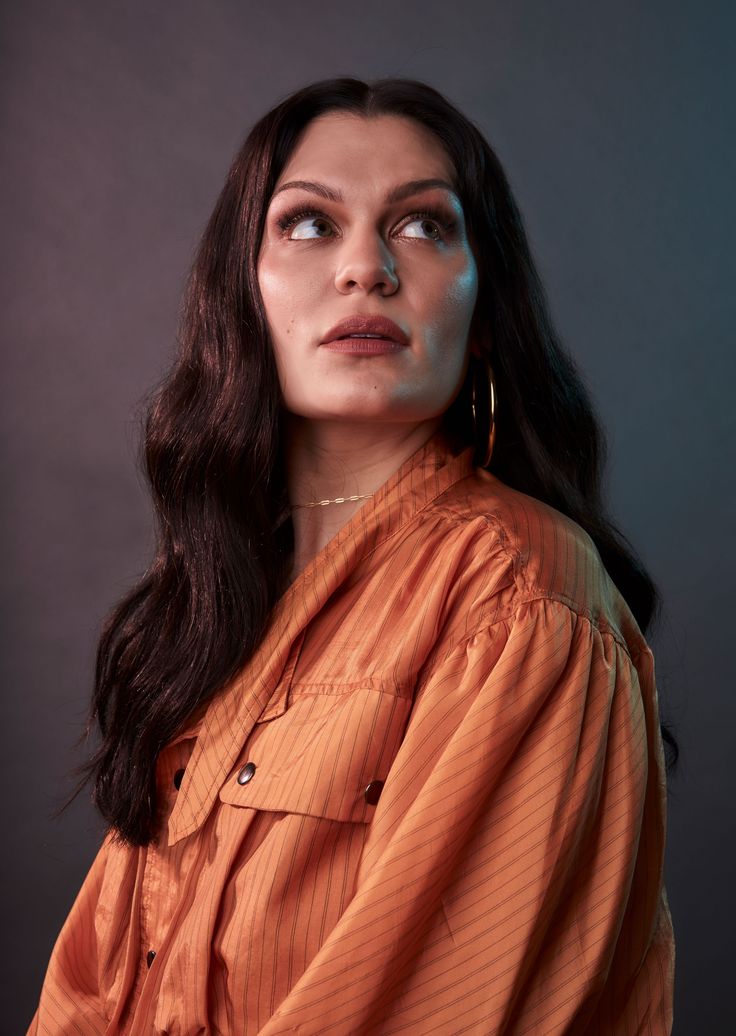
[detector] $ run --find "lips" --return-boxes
[320,315,409,346]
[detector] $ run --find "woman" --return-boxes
[29,77,676,1034]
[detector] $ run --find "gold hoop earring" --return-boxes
[470,356,497,468]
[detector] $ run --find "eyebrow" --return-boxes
[271,178,459,205]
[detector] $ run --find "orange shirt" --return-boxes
[28,429,675,1034]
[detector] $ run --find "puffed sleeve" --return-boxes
[258,596,674,1035]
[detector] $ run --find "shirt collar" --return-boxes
[167,426,476,845]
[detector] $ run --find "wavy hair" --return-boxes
[76,77,679,845]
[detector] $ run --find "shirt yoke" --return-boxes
[424,466,647,657]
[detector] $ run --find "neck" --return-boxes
[284,415,443,580]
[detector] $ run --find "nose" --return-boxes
[333,226,399,296]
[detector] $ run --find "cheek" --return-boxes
[257,260,287,313]
[258,249,323,305]
[257,261,306,346]
[256,262,290,373]
[448,255,479,316]
[427,256,479,342]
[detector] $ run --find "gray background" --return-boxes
[2,1,733,1032]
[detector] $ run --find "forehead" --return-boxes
[274,112,456,191]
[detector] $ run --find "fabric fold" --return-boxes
[28,427,674,1035]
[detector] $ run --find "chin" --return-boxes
[288,398,404,420]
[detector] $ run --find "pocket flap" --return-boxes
[219,686,412,823]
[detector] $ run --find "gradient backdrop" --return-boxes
[2,2,733,1032]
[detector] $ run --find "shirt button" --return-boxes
[146,950,156,968]
[237,761,257,785]
[173,768,185,790]
[363,779,384,805]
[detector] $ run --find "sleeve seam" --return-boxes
[416,508,639,659]
[431,593,637,670]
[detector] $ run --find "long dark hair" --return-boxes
[78,77,679,846]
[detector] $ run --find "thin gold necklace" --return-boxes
[292,492,374,509]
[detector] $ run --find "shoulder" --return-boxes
[423,466,647,656]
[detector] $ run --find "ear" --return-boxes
[466,335,489,364]
[466,309,489,360]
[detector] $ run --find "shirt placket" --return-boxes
[124,629,308,1031]
[124,737,198,1023]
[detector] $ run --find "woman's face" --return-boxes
[257,112,479,427]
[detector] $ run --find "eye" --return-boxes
[400,214,443,241]
[274,203,457,242]
[398,206,457,242]
[276,208,335,239]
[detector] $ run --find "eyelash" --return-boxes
[275,204,457,241]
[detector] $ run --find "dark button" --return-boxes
[146,949,156,968]
[363,779,384,805]
[173,768,185,790]
[237,761,257,785]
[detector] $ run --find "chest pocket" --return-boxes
[219,685,412,824]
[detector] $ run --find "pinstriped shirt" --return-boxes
[28,428,675,1034]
